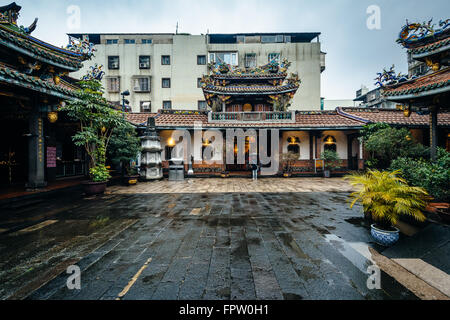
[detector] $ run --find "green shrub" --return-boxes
[89,165,111,182]
[321,150,341,171]
[390,148,450,202]
[107,124,141,176]
[364,126,429,169]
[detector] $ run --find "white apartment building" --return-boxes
[69,33,325,113]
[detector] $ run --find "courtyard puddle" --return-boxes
[189,204,212,216]
[324,234,375,273]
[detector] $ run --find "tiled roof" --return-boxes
[409,37,450,55]
[0,25,83,70]
[127,110,363,128]
[127,109,450,128]
[0,62,79,99]
[383,68,450,97]
[203,83,299,94]
[339,108,450,126]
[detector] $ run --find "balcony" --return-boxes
[208,111,296,123]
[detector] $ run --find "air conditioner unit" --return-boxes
[140,63,149,68]
[141,102,151,111]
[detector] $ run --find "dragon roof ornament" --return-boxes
[66,35,96,60]
[397,18,450,48]
[82,64,105,81]
[375,65,416,88]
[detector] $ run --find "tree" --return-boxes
[108,123,142,176]
[61,79,126,182]
[363,125,429,169]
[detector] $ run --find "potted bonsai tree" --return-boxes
[346,170,430,246]
[281,152,298,177]
[321,150,341,178]
[108,123,142,186]
[61,77,125,195]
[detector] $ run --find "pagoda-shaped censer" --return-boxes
[140,117,163,180]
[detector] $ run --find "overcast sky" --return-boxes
[16,0,450,99]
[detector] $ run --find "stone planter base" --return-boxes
[82,181,107,196]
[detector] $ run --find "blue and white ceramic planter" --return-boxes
[371,224,400,247]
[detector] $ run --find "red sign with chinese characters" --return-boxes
[47,147,57,168]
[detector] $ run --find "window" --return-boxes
[139,56,151,69]
[208,52,238,66]
[142,39,152,44]
[284,35,291,43]
[162,78,171,88]
[245,54,256,68]
[268,53,280,63]
[323,136,337,152]
[163,101,172,110]
[261,35,285,43]
[197,55,206,65]
[197,78,203,88]
[106,39,118,45]
[288,144,300,155]
[236,35,245,43]
[124,39,135,44]
[108,56,119,70]
[106,77,120,92]
[161,55,171,65]
[198,101,207,111]
[287,137,301,157]
[140,101,151,112]
[133,77,150,92]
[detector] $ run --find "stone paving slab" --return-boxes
[0,178,422,300]
[108,178,354,194]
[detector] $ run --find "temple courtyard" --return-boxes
[0,178,448,300]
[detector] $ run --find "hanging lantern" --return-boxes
[48,111,58,123]
[53,75,61,85]
[403,106,411,118]
[167,137,176,147]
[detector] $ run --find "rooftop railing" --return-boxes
[208,111,296,123]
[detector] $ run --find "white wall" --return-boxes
[72,34,322,112]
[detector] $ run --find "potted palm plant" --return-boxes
[346,170,430,246]
[61,76,125,195]
[321,150,341,178]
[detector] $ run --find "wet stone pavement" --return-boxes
[0,178,417,300]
